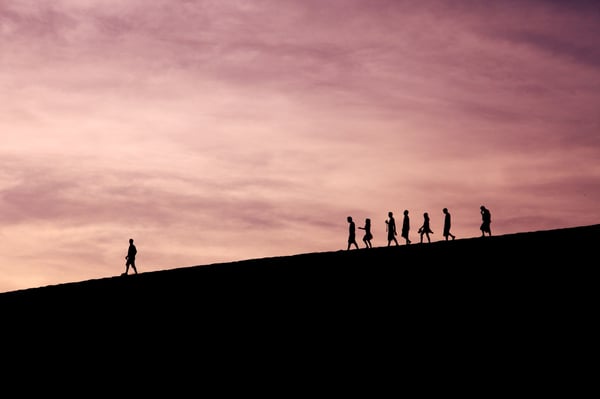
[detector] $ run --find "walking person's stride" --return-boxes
[123,238,138,276]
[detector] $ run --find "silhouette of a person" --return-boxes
[123,238,138,275]
[385,211,399,246]
[418,212,434,243]
[401,209,411,245]
[347,216,359,250]
[480,205,492,237]
[358,218,373,248]
[442,208,456,241]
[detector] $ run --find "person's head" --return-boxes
[403,210,408,215]
[443,208,448,213]
[366,218,370,224]
[129,238,134,244]
[388,211,393,217]
[347,216,352,222]
[424,212,429,218]
[480,205,485,210]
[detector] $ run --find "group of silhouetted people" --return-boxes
[121,206,493,274]
[119,205,494,275]
[346,205,492,249]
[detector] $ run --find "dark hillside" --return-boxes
[2,225,596,391]
[2,224,596,317]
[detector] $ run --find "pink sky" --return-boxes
[1,0,599,293]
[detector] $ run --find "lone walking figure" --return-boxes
[123,238,138,275]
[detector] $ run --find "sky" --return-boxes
[1,0,599,293]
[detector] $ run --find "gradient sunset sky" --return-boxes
[2,0,599,293]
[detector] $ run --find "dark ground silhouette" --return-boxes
[3,224,596,307]
[2,224,596,389]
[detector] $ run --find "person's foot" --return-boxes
[452,235,455,240]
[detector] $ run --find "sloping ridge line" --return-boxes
[1,224,598,307]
